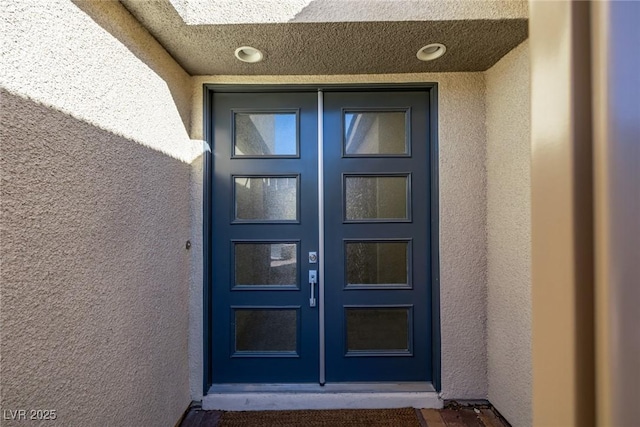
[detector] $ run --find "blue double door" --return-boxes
[210,90,432,384]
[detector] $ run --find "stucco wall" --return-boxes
[485,40,532,426]
[190,73,488,400]
[1,1,198,425]
[171,0,528,24]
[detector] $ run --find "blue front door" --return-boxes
[209,89,431,384]
[211,92,319,383]
[323,91,431,382]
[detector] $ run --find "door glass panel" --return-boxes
[346,307,410,353]
[234,242,298,288]
[344,111,408,155]
[234,309,298,353]
[344,175,409,221]
[234,112,297,156]
[234,176,298,222]
[346,241,409,287]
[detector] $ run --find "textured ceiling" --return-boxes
[121,0,528,75]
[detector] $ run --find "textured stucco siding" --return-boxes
[1,1,197,425]
[171,0,528,24]
[485,40,532,426]
[191,73,488,400]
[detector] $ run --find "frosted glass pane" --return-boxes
[234,113,297,156]
[346,242,408,286]
[344,111,407,155]
[235,309,297,352]
[235,177,297,221]
[345,176,408,220]
[346,308,409,351]
[234,243,297,287]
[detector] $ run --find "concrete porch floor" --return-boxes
[179,403,510,426]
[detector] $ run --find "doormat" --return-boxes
[219,408,422,427]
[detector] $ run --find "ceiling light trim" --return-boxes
[417,43,447,61]
[234,46,264,63]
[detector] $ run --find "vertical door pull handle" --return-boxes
[309,270,317,307]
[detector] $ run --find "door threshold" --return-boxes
[203,382,442,411]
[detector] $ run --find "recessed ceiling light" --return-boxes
[234,46,263,63]
[417,43,446,61]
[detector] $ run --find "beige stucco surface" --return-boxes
[2,0,532,417]
[190,73,488,400]
[485,40,532,426]
[1,1,199,425]
[170,0,528,24]
[121,0,528,76]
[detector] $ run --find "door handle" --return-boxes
[309,270,317,307]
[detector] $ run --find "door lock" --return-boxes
[309,270,317,307]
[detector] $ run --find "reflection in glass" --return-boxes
[235,176,297,221]
[345,175,409,220]
[344,111,407,155]
[234,113,297,156]
[346,241,408,286]
[235,309,297,352]
[234,243,298,287]
[346,308,409,352]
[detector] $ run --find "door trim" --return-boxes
[202,83,440,394]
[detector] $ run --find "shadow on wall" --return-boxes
[0,89,191,426]
[71,0,193,135]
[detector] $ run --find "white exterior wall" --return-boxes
[486,40,532,426]
[1,1,199,425]
[190,73,488,401]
